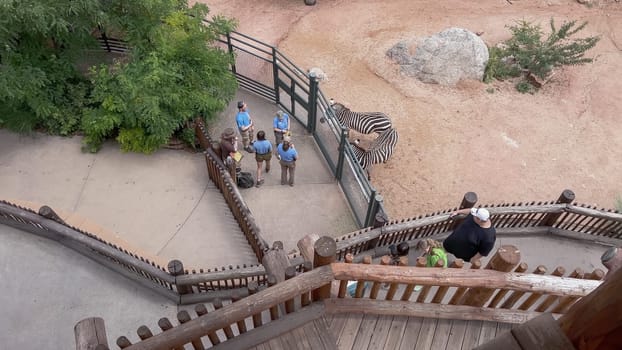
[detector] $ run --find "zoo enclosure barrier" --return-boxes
[96,21,387,229]
[76,236,619,350]
[2,189,619,305]
[0,200,275,305]
[332,189,622,260]
[210,25,387,228]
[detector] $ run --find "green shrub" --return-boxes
[485,18,600,91]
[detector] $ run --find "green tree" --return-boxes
[83,3,238,153]
[484,19,600,92]
[0,0,103,134]
[1,0,238,153]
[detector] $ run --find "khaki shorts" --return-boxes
[255,153,272,162]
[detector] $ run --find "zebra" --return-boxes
[349,127,399,179]
[320,100,392,135]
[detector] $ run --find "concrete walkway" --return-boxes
[2,90,614,349]
[0,89,358,348]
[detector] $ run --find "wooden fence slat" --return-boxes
[518,266,565,311]
[431,259,464,304]
[501,265,547,309]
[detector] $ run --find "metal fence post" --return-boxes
[307,73,319,133]
[335,127,348,180]
[226,32,236,75]
[272,47,280,105]
[364,192,383,228]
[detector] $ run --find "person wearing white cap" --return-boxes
[443,207,497,263]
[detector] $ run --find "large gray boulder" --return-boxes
[388,28,489,85]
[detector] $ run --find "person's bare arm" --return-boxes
[449,208,471,218]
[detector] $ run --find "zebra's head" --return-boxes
[330,102,347,113]
[320,98,342,124]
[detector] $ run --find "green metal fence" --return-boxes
[212,26,386,228]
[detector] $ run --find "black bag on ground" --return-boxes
[237,172,255,188]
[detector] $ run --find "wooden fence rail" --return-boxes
[196,119,270,262]
[334,191,622,259]
[3,188,621,309]
[99,257,602,350]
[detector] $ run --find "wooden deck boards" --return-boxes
[250,313,513,350]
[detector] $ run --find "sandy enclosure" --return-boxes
[199,0,622,219]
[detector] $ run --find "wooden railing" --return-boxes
[0,200,273,304]
[333,191,622,260]
[0,200,178,301]
[88,250,602,350]
[195,119,270,262]
[3,189,621,308]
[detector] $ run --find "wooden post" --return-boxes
[452,192,478,229]
[74,317,109,350]
[374,210,388,228]
[284,266,297,313]
[194,304,220,345]
[386,256,408,300]
[168,259,191,295]
[312,236,336,301]
[370,256,392,299]
[416,257,443,303]
[39,205,66,225]
[462,245,521,307]
[487,262,528,308]
[297,234,320,263]
[261,241,290,283]
[177,311,205,350]
[601,247,622,280]
[338,254,354,298]
[518,266,565,310]
[448,260,482,305]
[501,265,547,309]
[230,291,247,334]
[539,189,575,226]
[157,318,183,350]
[116,337,132,349]
[213,299,235,339]
[401,257,427,301]
[247,281,263,328]
[136,326,153,340]
[559,265,622,350]
[460,192,479,209]
[301,261,313,306]
[354,256,372,298]
[431,259,464,304]
[267,275,280,320]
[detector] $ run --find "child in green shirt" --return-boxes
[416,238,448,267]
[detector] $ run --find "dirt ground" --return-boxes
[199,0,622,219]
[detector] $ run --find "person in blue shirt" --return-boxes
[235,101,254,153]
[277,136,298,187]
[252,130,272,188]
[273,110,290,147]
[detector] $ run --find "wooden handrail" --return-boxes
[123,266,334,350]
[176,265,266,285]
[566,205,622,222]
[330,263,600,297]
[0,202,174,284]
[336,204,568,250]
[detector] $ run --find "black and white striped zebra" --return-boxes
[349,127,399,178]
[324,100,392,135]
